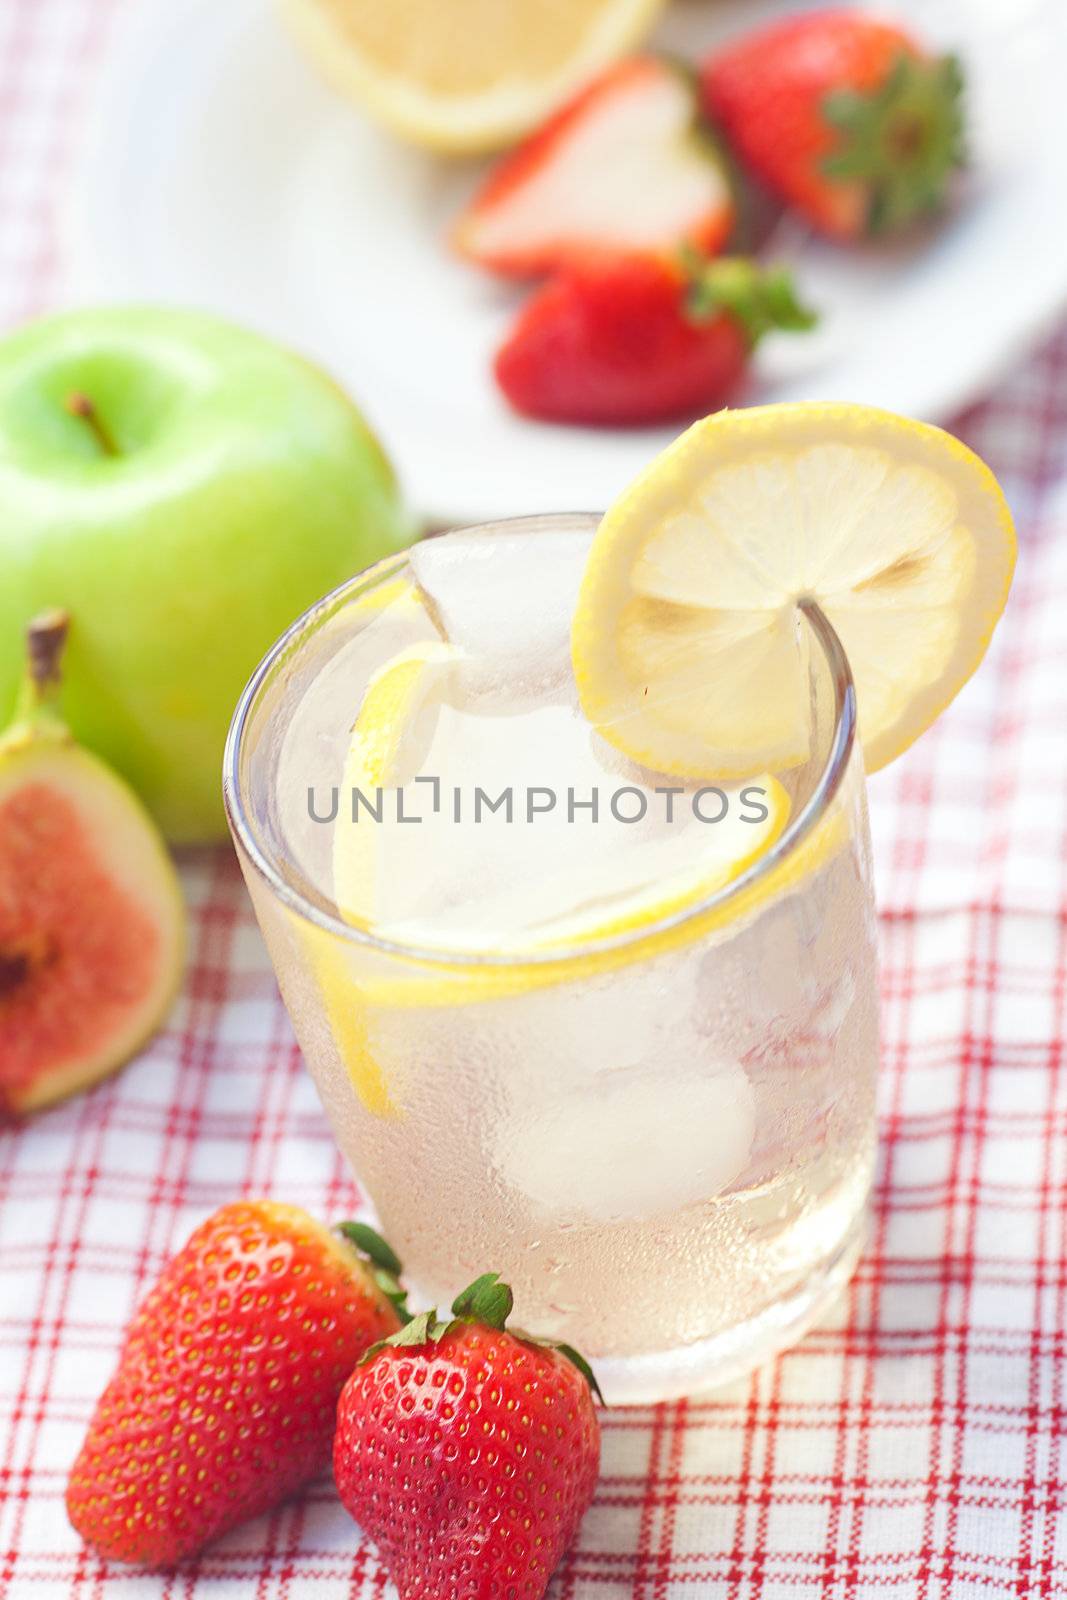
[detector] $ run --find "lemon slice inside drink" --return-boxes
[333,639,463,931]
[572,403,1016,778]
[331,639,790,954]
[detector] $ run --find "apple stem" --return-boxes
[65,390,120,457]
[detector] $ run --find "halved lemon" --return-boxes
[278,0,666,152]
[572,403,1016,779]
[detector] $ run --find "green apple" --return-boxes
[0,306,416,841]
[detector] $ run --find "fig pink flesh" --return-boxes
[0,781,163,1100]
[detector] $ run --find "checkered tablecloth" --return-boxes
[5,3,1067,1596]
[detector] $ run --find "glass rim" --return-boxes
[222,512,858,970]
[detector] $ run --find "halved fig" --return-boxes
[0,612,185,1115]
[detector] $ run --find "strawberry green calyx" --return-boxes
[821,51,966,234]
[452,1270,515,1328]
[360,1270,605,1402]
[335,1221,411,1323]
[682,254,818,349]
[366,1271,513,1353]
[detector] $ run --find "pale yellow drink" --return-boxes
[227,517,877,1402]
[225,403,1013,1402]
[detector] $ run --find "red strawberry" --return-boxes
[454,56,734,278]
[702,10,965,239]
[495,252,815,426]
[333,1272,602,1600]
[66,1204,406,1566]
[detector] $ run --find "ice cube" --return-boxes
[493,1057,756,1223]
[360,685,784,951]
[410,525,594,696]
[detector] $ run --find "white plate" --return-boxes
[62,0,1067,522]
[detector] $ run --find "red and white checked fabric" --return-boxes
[4,2,1067,1596]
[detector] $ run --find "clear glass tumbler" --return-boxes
[224,514,880,1404]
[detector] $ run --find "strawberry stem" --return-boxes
[451,1272,513,1330]
[357,1269,605,1403]
[681,254,818,348]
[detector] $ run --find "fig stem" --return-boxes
[14,611,71,729]
[65,390,120,457]
[27,611,70,690]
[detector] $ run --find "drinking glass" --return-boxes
[224,514,879,1404]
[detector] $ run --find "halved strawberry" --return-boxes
[454,56,734,278]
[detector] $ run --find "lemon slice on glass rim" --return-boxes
[572,402,1016,780]
[313,401,1014,1029]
